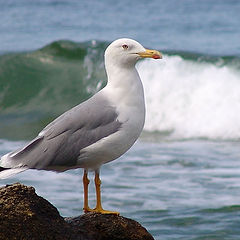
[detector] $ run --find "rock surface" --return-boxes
[0,183,78,240]
[0,183,154,240]
[66,213,154,240]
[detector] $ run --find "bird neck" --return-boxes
[103,63,145,111]
[105,63,141,90]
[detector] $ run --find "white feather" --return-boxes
[0,167,28,179]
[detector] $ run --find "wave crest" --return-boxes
[139,54,240,140]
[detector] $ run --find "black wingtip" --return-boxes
[0,167,8,171]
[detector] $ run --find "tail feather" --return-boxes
[0,167,28,179]
[0,137,42,179]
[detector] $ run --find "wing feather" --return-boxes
[1,94,122,171]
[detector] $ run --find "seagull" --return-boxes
[0,38,162,214]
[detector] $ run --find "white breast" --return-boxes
[77,67,145,169]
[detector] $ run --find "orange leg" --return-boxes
[93,169,119,215]
[82,169,119,215]
[83,169,93,213]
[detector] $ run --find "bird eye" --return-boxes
[122,44,129,50]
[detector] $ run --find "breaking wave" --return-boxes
[0,40,240,140]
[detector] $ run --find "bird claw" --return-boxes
[83,207,94,213]
[93,208,120,215]
[84,206,119,215]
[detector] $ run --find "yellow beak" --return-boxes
[138,49,162,59]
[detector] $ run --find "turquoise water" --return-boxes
[1,139,240,239]
[1,1,240,239]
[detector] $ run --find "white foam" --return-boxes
[138,55,240,140]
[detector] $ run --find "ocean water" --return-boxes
[1,1,240,239]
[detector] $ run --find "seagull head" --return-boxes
[105,38,162,68]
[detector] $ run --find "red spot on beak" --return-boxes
[152,54,161,59]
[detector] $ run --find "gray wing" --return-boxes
[6,94,122,170]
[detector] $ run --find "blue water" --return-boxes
[1,0,240,55]
[1,1,240,239]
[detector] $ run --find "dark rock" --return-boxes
[66,213,154,240]
[0,183,154,240]
[0,183,80,240]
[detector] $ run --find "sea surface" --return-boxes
[1,1,240,239]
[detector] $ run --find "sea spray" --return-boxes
[138,54,240,140]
